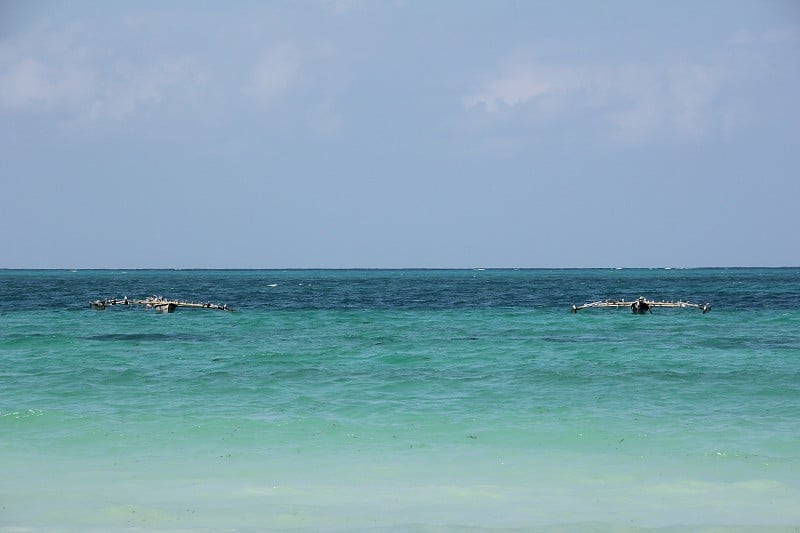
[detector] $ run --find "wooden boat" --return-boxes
[90,296,232,313]
[571,296,710,314]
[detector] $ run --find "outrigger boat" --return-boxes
[571,296,710,314]
[90,296,232,313]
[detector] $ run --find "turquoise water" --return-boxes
[1,269,799,531]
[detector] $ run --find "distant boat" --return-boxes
[572,296,710,314]
[90,296,232,313]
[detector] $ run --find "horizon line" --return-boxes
[2,266,798,271]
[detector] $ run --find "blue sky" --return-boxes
[2,1,798,268]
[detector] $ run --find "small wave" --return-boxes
[1,408,46,419]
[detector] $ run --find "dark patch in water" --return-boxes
[85,333,203,342]
[541,336,580,343]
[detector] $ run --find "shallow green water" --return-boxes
[1,269,799,530]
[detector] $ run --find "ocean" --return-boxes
[1,268,799,531]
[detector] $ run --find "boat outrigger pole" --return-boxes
[571,296,710,314]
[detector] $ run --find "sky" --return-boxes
[1,0,799,268]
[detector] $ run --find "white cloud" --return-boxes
[666,64,721,137]
[246,44,302,104]
[730,26,800,45]
[320,0,364,14]
[463,60,726,144]
[462,66,552,113]
[0,56,94,109]
[89,57,201,119]
[0,25,204,120]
